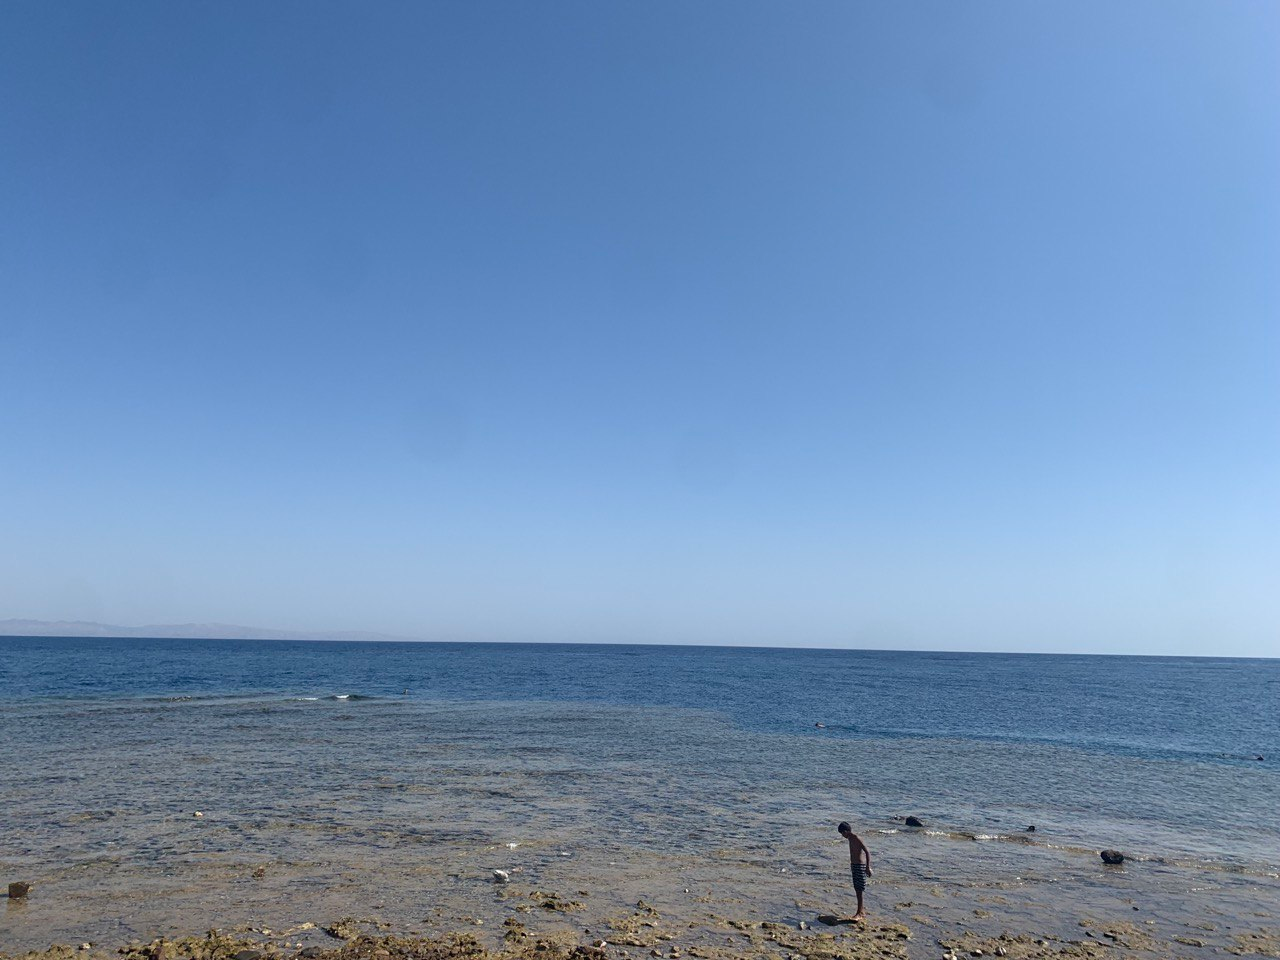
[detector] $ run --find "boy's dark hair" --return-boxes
[837,821,851,833]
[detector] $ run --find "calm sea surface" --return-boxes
[1,637,1277,890]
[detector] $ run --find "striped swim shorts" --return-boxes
[851,863,868,892]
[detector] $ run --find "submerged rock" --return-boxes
[905,816,925,828]
[322,919,362,940]
[7,881,31,899]
[1100,849,1125,864]
[536,893,584,912]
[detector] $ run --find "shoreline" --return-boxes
[5,898,1280,960]
[5,837,1279,960]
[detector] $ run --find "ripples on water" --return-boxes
[0,638,1277,884]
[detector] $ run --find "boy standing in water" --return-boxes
[838,822,872,921]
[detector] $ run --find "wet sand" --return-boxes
[4,828,1278,960]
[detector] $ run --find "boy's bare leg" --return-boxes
[853,888,865,920]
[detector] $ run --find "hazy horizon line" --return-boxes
[1,618,1274,661]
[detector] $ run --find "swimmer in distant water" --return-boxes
[838,821,872,921]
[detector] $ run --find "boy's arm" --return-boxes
[862,841,872,873]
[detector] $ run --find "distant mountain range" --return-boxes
[0,619,416,642]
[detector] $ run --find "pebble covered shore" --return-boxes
[6,857,1279,960]
[5,906,1280,960]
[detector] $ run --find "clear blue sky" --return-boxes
[2,1,1277,655]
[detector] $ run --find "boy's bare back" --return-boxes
[845,832,869,866]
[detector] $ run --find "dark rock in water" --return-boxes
[7,881,31,899]
[1256,755,1265,762]
[905,816,925,828]
[233,951,262,960]
[1100,849,1125,864]
[1026,825,1036,832]
[299,949,325,958]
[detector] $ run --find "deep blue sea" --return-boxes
[1,637,1277,889]
[4,637,1276,767]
